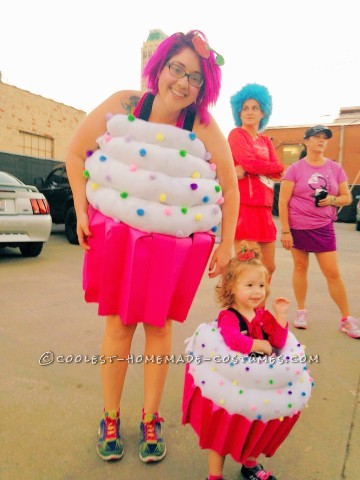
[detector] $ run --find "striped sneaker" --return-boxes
[97,409,124,461]
[139,411,166,463]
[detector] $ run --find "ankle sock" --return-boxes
[243,459,258,468]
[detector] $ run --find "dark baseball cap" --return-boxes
[304,125,332,139]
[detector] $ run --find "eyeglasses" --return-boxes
[167,63,204,88]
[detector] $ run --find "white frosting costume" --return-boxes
[182,318,313,463]
[83,93,219,326]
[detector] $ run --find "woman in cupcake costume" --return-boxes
[66,30,238,464]
[182,245,313,480]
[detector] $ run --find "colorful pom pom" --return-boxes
[120,192,128,199]
[83,170,90,179]
[195,213,203,221]
[181,207,188,214]
[136,208,145,216]
[159,194,166,203]
[210,163,217,171]
[190,183,198,190]
[99,155,107,162]
[192,171,200,179]
[155,133,165,142]
[139,148,147,157]
[128,114,135,122]
[189,132,197,140]
[215,185,221,192]
[86,150,94,157]
[202,196,209,203]
[179,149,187,157]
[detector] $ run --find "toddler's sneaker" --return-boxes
[294,309,308,329]
[97,409,124,461]
[340,316,360,339]
[241,463,277,480]
[139,411,166,463]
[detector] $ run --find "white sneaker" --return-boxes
[294,309,308,329]
[340,316,360,339]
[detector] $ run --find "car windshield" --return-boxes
[45,167,67,187]
[0,171,23,185]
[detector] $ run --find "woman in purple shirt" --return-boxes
[279,125,360,338]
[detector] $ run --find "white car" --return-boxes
[0,171,52,257]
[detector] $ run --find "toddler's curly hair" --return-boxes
[216,242,270,308]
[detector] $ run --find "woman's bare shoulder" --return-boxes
[102,90,143,115]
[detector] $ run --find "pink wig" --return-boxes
[143,30,222,125]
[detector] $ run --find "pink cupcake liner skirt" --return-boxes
[182,366,300,463]
[83,206,215,326]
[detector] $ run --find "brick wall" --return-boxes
[0,82,85,161]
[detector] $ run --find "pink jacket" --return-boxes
[228,128,284,207]
[217,308,288,355]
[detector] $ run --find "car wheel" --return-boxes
[65,206,79,245]
[19,242,44,257]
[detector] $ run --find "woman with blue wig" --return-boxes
[228,84,284,278]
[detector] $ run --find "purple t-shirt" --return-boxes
[283,158,347,230]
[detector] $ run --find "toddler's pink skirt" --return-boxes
[83,206,215,326]
[182,366,300,463]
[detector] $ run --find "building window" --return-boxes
[19,131,54,159]
[282,144,304,165]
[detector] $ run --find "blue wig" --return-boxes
[230,83,272,131]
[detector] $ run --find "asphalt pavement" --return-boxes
[1,219,359,480]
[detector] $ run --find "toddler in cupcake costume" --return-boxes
[66,30,238,464]
[182,245,313,479]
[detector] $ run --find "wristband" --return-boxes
[281,231,291,235]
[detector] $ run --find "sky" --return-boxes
[1,0,359,136]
